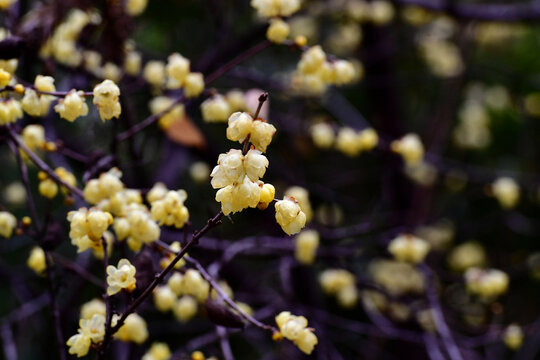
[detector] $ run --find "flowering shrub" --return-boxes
[1,0,540,359]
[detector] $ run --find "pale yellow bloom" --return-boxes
[106,258,137,295]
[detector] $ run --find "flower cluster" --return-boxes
[149,96,185,130]
[54,90,88,122]
[22,75,56,117]
[40,9,96,66]
[67,208,113,253]
[293,46,357,95]
[319,269,358,308]
[465,267,509,299]
[0,98,23,125]
[387,234,430,264]
[66,314,106,357]
[211,148,270,215]
[114,204,161,251]
[275,311,318,354]
[150,189,190,228]
[106,258,137,296]
[93,79,122,121]
[335,127,379,157]
[369,260,425,296]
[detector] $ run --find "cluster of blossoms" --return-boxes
[200,90,249,123]
[37,168,77,199]
[292,45,358,95]
[369,260,425,296]
[210,112,276,214]
[334,126,379,157]
[149,96,186,130]
[414,16,464,78]
[67,208,113,255]
[82,168,162,252]
[464,267,510,299]
[40,9,98,66]
[387,234,431,264]
[0,98,23,125]
[22,75,56,117]
[67,299,148,357]
[142,52,204,98]
[319,269,358,308]
[274,311,318,354]
[148,187,190,229]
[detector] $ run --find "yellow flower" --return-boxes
[388,234,430,264]
[201,95,231,122]
[295,230,319,265]
[275,311,318,354]
[503,324,524,350]
[226,112,253,143]
[27,247,47,275]
[143,60,166,88]
[166,53,190,88]
[275,196,306,235]
[492,177,520,209]
[465,267,509,299]
[106,258,137,296]
[142,342,172,360]
[93,79,121,121]
[67,208,113,252]
[0,211,17,238]
[284,186,312,222]
[173,296,198,322]
[267,19,290,44]
[183,72,204,98]
[125,0,148,16]
[66,333,91,358]
[311,122,335,149]
[80,298,105,320]
[250,120,276,153]
[114,313,148,344]
[79,314,106,343]
[390,133,424,165]
[154,286,177,312]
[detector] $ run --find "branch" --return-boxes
[392,0,540,21]
[104,211,224,345]
[7,126,84,199]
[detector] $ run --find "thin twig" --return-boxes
[44,251,67,360]
[99,237,113,359]
[7,126,84,199]
[217,326,235,360]
[7,138,40,230]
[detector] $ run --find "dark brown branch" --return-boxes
[103,211,224,348]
